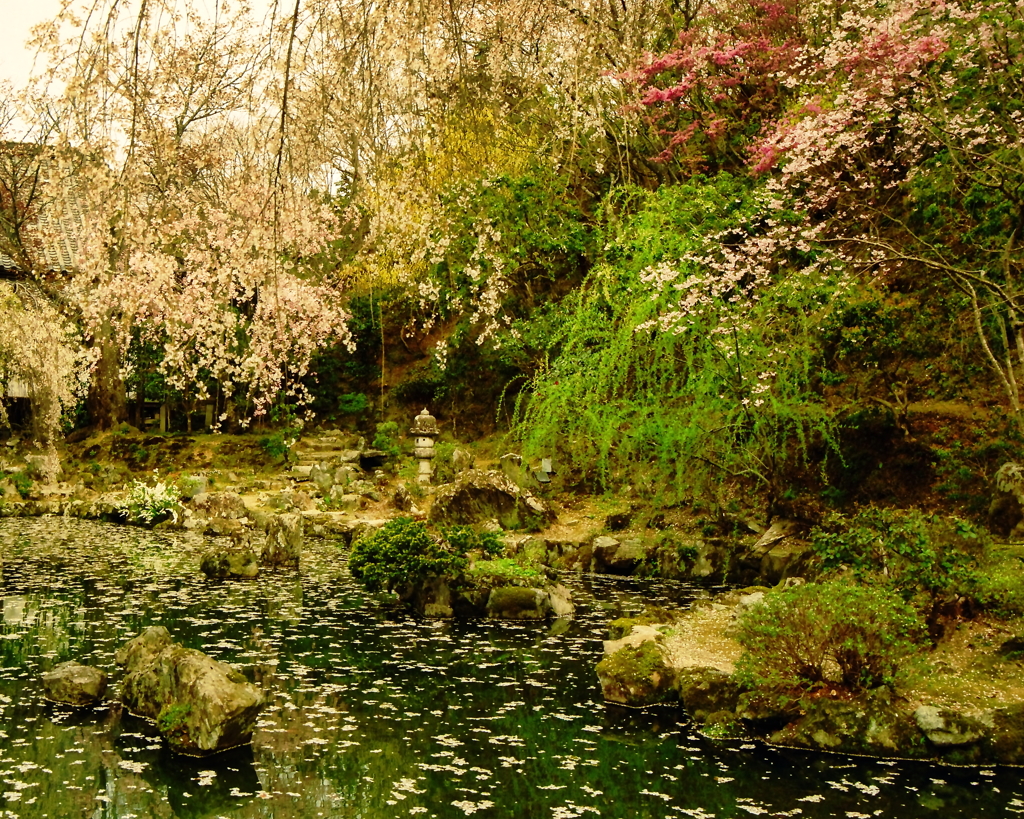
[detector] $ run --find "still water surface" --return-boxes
[0,518,1021,819]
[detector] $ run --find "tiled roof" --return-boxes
[0,142,84,275]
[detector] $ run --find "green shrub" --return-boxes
[510,174,842,505]
[349,518,504,593]
[259,427,300,461]
[734,581,926,694]
[442,525,504,558]
[260,403,303,461]
[431,441,459,484]
[973,558,1024,618]
[811,508,984,607]
[372,421,401,459]
[11,471,32,499]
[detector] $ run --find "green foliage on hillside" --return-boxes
[811,509,986,607]
[510,174,843,504]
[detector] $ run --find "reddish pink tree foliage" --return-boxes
[626,0,805,173]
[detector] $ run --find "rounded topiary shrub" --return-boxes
[349,518,457,593]
[348,518,504,593]
[734,581,926,694]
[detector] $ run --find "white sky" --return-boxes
[0,1,64,89]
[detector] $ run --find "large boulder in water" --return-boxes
[41,661,108,706]
[397,572,575,619]
[485,584,575,619]
[262,513,303,566]
[116,626,264,756]
[987,704,1024,764]
[200,547,260,579]
[429,470,554,530]
[596,640,677,707]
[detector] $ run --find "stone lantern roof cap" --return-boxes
[411,407,439,435]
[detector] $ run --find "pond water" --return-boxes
[0,518,1021,819]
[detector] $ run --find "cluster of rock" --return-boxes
[41,626,264,756]
[287,431,390,511]
[504,519,809,586]
[398,571,575,620]
[174,490,306,578]
[595,597,1024,766]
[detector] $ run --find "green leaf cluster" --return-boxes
[372,421,402,459]
[11,471,32,499]
[428,168,591,317]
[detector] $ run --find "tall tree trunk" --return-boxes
[86,323,127,430]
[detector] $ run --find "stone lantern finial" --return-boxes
[410,408,439,484]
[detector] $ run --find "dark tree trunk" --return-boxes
[86,328,128,430]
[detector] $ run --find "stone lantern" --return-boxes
[410,408,439,484]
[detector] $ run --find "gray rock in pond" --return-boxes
[770,692,924,758]
[117,627,264,756]
[591,536,619,569]
[200,548,259,579]
[115,625,174,668]
[399,575,456,618]
[41,661,108,706]
[914,705,986,747]
[205,516,244,537]
[608,538,646,574]
[677,667,742,721]
[262,513,303,567]
[547,583,575,618]
[988,703,1024,764]
[759,540,812,585]
[429,470,554,530]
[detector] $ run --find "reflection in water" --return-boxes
[0,517,1020,818]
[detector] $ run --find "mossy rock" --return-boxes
[699,710,748,739]
[677,667,743,720]
[770,694,927,759]
[607,606,679,639]
[987,704,1024,764]
[486,586,550,619]
[596,641,677,707]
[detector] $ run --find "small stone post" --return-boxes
[410,408,439,484]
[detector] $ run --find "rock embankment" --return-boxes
[596,592,1024,765]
